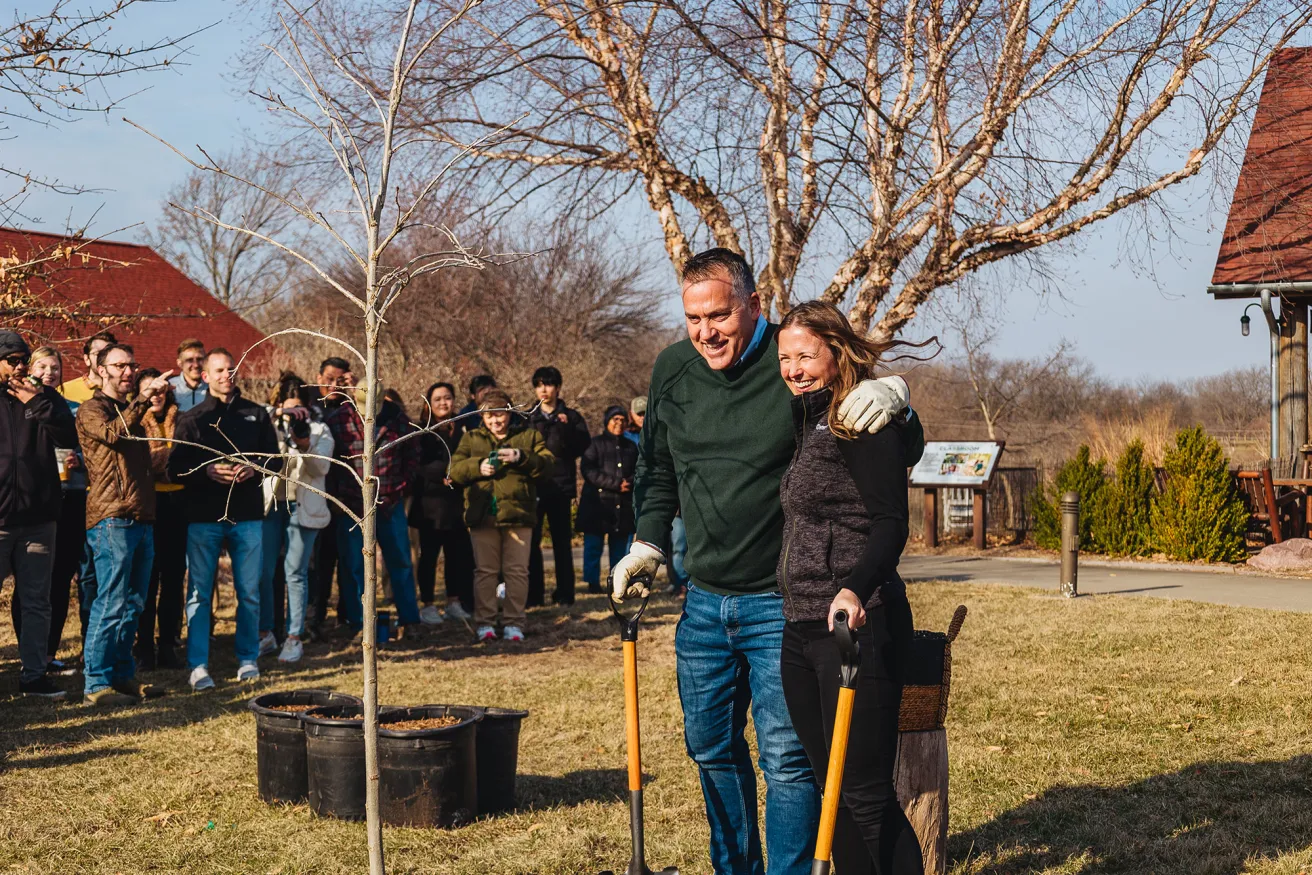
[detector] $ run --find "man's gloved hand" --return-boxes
[610,540,665,601]
[836,375,909,434]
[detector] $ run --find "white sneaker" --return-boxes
[476,625,497,643]
[278,637,304,663]
[444,602,471,621]
[236,663,260,682]
[503,625,525,643]
[419,605,444,626]
[496,582,506,600]
[258,631,278,657]
[189,666,215,692]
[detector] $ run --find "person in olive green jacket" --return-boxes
[449,388,554,642]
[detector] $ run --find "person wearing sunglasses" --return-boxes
[0,330,78,699]
[168,338,209,413]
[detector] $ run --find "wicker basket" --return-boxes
[898,605,967,732]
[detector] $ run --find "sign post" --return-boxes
[909,441,1005,549]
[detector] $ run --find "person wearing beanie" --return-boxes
[576,405,638,593]
[449,388,554,643]
[0,330,77,698]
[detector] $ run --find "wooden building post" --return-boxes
[1278,299,1309,463]
[923,489,939,548]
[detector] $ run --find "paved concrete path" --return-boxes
[900,554,1312,613]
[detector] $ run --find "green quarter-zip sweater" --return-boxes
[635,322,925,596]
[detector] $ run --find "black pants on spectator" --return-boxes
[528,492,575,606]
[11,489,85,660]
[780,588,924,875]
[136,491,188,650]
[415,526,475,611]
[312,511,348,626]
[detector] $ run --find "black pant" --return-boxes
[312,512,348,625]
[528,492,575,606]
[10,490,84,660]
[780,588,924,875]
[136,491,188,650]
[415,526,475,610]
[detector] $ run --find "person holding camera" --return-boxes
[261,373,334,663]
[449,388,553,643]
[0,331,77,698]
[131,367,187,671]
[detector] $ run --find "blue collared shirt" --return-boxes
[169,374,209,413]
[732,314,769,368]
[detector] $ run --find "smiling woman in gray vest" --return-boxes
[776,300,924,875]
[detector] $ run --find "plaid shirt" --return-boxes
[324,400,419,516]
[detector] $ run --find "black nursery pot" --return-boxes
[249,690,363,804]
[377,705,483,828]
[472,707,530,816]
[301,704,369,820]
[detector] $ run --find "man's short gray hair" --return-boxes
[681,248,756,305]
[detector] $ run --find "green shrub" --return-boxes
[1033,445,1106,550]
[1090,439,1155,556]
[1149,426,1248,562]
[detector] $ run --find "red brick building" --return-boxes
[1,227,272,378]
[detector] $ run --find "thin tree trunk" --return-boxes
[362,268,384,874]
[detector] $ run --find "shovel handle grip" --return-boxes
[610,571,655,641]
[833,610,860,689]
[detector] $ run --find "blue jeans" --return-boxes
[582,532,631,589]
[285,518,319,637]
[260,507,292,633]
[676,585,819,875]
[337,502,421,627]
[670,516,690,591]
[184,520,263,670]
[84,519,154,694]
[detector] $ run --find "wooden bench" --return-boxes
[1234,466,1306,543]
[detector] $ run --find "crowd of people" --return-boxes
[5,245,932,873]
[0,328,657,703]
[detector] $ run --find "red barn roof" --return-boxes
[1211,47,1312,292]
[1,227,273,377]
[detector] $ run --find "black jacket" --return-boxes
[0,386,77,526]
[777,387,909,623]
[576,431,638,535]
[528,402,590,499]
[167,390,281,523]
[407,425,467,531]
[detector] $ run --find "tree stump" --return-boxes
[895,728,949,874]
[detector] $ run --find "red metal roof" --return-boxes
[1,226,273,377]
[1212,47,1312,288]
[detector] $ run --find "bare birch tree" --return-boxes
[129,2,491,872]
[280,0,1312,340]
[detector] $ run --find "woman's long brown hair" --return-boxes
[778,301,936,440]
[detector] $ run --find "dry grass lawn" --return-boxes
[2,580,1312,874]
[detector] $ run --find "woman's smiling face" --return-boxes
[777,324,839,395]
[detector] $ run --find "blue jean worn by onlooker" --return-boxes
[337,502,421,628]
[84,518,154,694]
[184,520,263,670]
[260,506,292,634]
[676,585,819,875]
[583,532,632,589]
[669,516,690,591]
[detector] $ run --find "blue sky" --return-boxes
[6,0,1270,381]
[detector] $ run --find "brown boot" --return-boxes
[85,688,137,707]
[112,678,166,700]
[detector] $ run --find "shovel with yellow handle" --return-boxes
[600,571,678,875]
[811,609,861,875]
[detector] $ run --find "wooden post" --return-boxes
[923,489,939,548]
[971,489,986,550]
[1279,299,1309,463]
[896,728,949,875]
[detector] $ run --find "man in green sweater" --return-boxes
[614,249,921,875]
